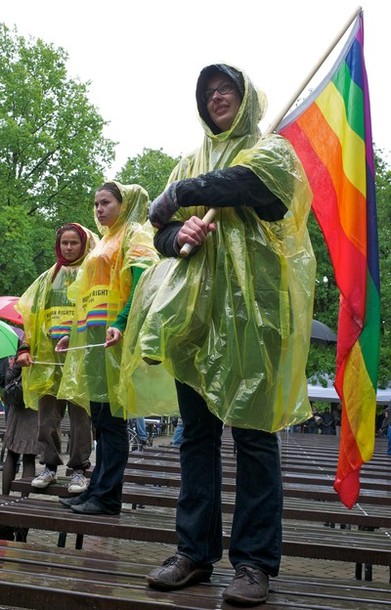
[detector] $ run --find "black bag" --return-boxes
[3,361,24,408]
[0,357,8,389]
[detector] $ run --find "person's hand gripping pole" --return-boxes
[149,182,216,258]
[179,208,216,257]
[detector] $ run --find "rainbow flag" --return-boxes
[278,11,380,509]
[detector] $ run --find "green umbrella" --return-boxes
[0,320,18,359]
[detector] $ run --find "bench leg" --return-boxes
[58,532,83,549]
[355,563,373,582]
[75,534,84,550]
[57,532,67,547]
[364,564,373,581]
[14,528,28,542]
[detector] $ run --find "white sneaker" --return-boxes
[68,472,88,494]
[31,467,57,489]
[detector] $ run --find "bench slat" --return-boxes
[0,542,390,610]
[14,477,391,529]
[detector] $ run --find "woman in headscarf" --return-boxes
[0,342,40,542]
[16,223,99,495]
[1,348,39,498]
[120,64,316,605]
[56,182,159,515]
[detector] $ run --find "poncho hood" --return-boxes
[53,223,99,281]
[16,224,100,409]
[94,181,149,236]
[196,63,267,138]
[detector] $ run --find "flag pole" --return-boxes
[180,5,362,257]
[264,5,362,134]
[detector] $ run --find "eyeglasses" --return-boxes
[203,81,236,104]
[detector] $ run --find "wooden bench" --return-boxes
[108,454,391,493]
[145,434,391,472]
[5,430,391,585]
[130,450,390,500]
[12,466,391,506]
[10,475,391,528]
[0,539,389,610]
[118,469,391,505]
[0,492,390,583]
[8,477,391,530]
[9,434,391,583]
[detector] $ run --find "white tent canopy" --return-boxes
[307,383,391,405]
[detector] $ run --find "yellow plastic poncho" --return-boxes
[16,224,100,409]
[119,67,316,431]
[57,183,161,418]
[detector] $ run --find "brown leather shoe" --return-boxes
[146,554,213,591]
[223,566,269,605]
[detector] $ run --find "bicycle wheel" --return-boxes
[128,428,143,452]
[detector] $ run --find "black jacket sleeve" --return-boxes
[175,166,288,221]
[154,221,184,258]
[154,166,288,257]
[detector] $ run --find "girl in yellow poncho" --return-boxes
[120,64,317,599]
[16,223,99,494]
[56,182,158,515]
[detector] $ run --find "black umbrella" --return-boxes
[311,319,337,345]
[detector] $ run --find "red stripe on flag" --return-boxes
[281,119,367,360]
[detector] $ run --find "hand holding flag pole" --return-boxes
[179,5,362,258]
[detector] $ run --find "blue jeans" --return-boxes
[171,419,184,446]
[387,425,391,455]
[175,381,282,576]
[80,402,129,512]
[134,417,148,441]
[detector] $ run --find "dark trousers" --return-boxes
[80,402,129,512]
[38,394,92,472]
[175,381,282,576]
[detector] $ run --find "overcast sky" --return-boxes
[2,0,390,175]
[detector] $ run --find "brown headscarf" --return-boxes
[52,223,89,281]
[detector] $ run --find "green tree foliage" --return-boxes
[116,148,179,201]
[374,150,391,387]
[0,205,37,294]
[0,23,115,294]
[305,211,339,383]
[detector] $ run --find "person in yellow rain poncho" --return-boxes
[56,182,159,516]
[122,65,316,605]
[16,223,99,495]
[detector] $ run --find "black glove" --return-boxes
[149,182,179,228]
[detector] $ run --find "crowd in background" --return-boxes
[290,401,390,438]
